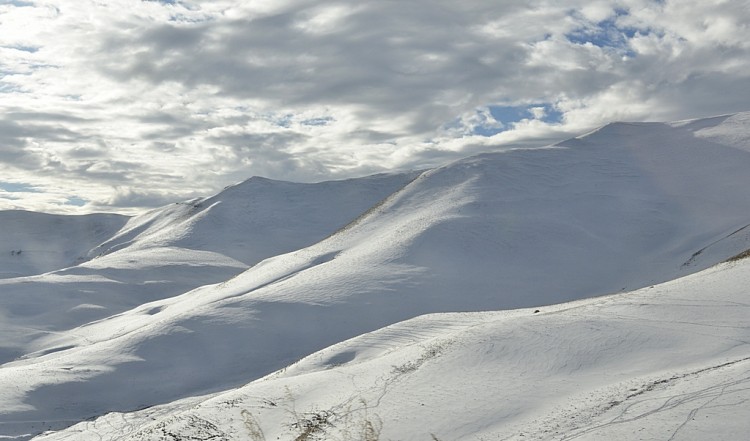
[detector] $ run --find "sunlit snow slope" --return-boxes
[89,173,422,266]
[1,112,750,440]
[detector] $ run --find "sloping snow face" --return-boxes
[0,173,419,409]
[0,212,127,279]
[2,113,750,439]
[90,173,422,266]
[36,257,750,441]
[0,172,417,339]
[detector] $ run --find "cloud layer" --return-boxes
[1,0,749,212]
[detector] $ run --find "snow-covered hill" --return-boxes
[0,173,418,371]
[89,172,421,266]
[1,112,749,440]
[35,256,750,441]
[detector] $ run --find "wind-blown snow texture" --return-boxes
[1,112,750,440]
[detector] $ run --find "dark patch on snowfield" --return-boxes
[683,222,750,267]
[29,345,76,358]
[724,248,750,263]
[129,414,230,440]
[143,305,166,315]
[325,350,357,367]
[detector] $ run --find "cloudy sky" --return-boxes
[1,0,749,213]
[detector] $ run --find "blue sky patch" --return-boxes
[0,182,39,193]
[301,116,334,127]
[4,45,39,53]
[537,105,563,124]
[566,9,638,56]
[168,13,213,23]
[471,104,563,137]
[2,1,35,7]
[275,114,293,128]
[66,196,87,207]
[0,82,18,93]
[488,106,527,124]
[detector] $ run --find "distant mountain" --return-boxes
[0,211,126,279]
[89,172,422,266]
[2,112,750,440]
[0,172,418,365]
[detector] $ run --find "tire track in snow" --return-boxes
[557,355,750,440]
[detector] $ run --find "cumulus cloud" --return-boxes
[0,0,749,213]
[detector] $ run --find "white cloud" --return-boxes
[1,0,749,213]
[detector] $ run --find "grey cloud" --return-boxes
[138,22,206,52]
[63,147,106,159]
[5,111,96,123]
[655,72,750,119]
[137,111,188,125]
[348,129,401,144]
[141,125,203,141]
[0,120,30,148]
[134,109,218,142]
[2,0,750,213]
[0,120,89,170]
[0,119,87,145]
[207,131,307,148]
[203,129,350,182]
[97,2,540,134]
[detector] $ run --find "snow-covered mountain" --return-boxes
[0,172,416,366]
[0,211,126,279]
[1,112,749,440]
[88,172,422,266]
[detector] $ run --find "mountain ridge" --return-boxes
[1,112,750,440]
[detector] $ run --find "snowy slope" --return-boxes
[2,112,750,439]
[676,112,750,153]
[0,211,126,279]
[90,173,422,266]
[0,173,418,368]
[34,256,750,441]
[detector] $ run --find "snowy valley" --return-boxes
[1,112,750,440]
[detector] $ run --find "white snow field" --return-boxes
[1,112,749,439]
[33,256,750,441]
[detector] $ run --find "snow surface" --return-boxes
[34,257,750,441]
[1,112,750,440]
[0,172,416,370]
[89,173,421,266]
